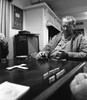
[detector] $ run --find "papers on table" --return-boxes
[0,81,30,100]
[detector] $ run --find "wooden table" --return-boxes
[0,58,85,100]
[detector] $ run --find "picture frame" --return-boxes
[12,5,23,30]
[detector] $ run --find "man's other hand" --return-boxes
[59,50,68,59]
[35,51,48,60]
[70,73,87,100]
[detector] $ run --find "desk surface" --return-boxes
[0,58,85,100]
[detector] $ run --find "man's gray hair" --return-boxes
[62,16,76,26]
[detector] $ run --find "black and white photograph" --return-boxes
[0,0,87,100]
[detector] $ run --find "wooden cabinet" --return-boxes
[14,32,39,57]
[23,3,61,50]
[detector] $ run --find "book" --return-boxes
[0,81,30,100]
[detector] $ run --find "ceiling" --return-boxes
[35,0,87,18]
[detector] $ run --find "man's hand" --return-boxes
[70,73,87,100]
[50,50,61,58]
[59,50,68,59]
[35,51,48,60]
[50,50,68,59]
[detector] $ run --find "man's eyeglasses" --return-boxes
[62,24,73,29]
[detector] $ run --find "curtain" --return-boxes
[0,0,10,37]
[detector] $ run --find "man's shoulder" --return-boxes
[74,33,83,38]
[55,32,62,37]
[73,33,87,42]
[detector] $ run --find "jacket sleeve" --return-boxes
[42,33,62,53]
[67,34,87,60]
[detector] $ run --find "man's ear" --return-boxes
[73,24,76,28]
[72,25,75,30]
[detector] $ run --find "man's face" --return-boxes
[62,20,74,33]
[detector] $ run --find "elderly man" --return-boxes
[33,16,87,60]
